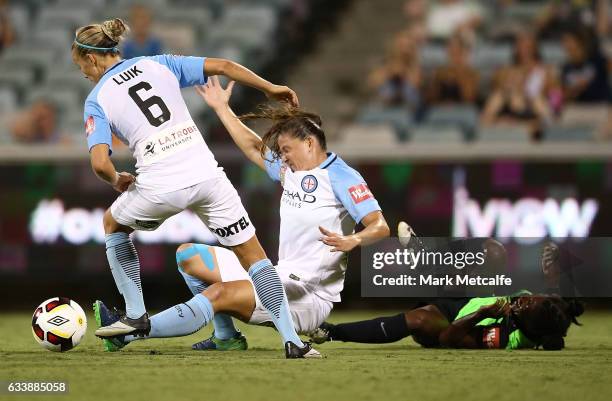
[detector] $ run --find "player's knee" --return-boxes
[412,334,439,348]
[103,209,118,234]
[176,243,195,271]
[203,282,226,303]
[407,311,427,330]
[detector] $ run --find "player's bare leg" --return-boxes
[202,281,257,322]
[229,235,268,268]
[176,243,248,350]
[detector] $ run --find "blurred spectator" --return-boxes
[536,0,608,40]
[481,32,559,139]
[423,0,484,43]
[403,0,428,45]
[426,36,479,105]
[10,100,63,144]
[561,28,610,103]
[367,30,422,112]
[122,5,163,59]
[0,0,15,53]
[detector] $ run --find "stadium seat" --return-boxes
[0,87,18,114]
[477,125,531,142]
[0,64,36,95]
[205,44,246,66]
[206,6,277,57]
[420,44,446,68]
[560,104,609,127]
[339,123,398,145]
[541,42,566,65]
[223,5,277,36]
[409,124,464,143]
[37,8,92,31]
[544,124,596,141]
[555,104,610,140]
[425,105,479,140]
[473,44,512,71]
[207,23,268,48]
[25,86,83,116]
[0,113,13,143]
[158,8,213,39]
[115,0,169,9]
[8,5,30,43]
[56,0,106,7]
[153,22,197,55]
[95,5,129,21]
[30,27,74,54]
[44,69,92,99]
[1,46,58,75]
[502,2,546,21]
[356,104,414,141]
[62,113,88,138]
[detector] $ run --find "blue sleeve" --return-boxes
[263,148,283,182]
[84,98,113,154]
[152,54,207,88]
[328,163,381,223]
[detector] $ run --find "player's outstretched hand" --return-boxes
[266,84,299,107]
[319,226,361,252]
[195,75,235,111]
[541,242,561,288]
[479,299,510,319]
[112,171,135,193]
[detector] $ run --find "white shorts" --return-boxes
[215,248,333,335]
[110,175,256,247]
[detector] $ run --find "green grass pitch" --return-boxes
[1,310,611,401]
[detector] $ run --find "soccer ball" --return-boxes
[31,297,87,352]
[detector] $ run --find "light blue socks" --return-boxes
[125,294,214,343]
[105,232,146,319]
[178,265,239,341]
[248,259,303,347]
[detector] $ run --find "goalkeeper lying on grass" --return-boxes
[310,226,584,350]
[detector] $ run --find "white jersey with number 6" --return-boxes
[83,55,221,195]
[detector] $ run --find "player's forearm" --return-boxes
[353,212,390,247]
[353,217,390,247]
[214,105,265,167]
[93,162,118,186]
[91,156,118,186]
[209,59,274,95]
[90,145,118,186]
[438,310,484,348]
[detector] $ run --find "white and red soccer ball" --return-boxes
[31,297,87,352]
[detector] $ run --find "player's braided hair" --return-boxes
[72,18,129,57]
[522,296,584,350]
[240,103,326,160]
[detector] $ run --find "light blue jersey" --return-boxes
[265,152,381,302]
[83,55,222,195]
